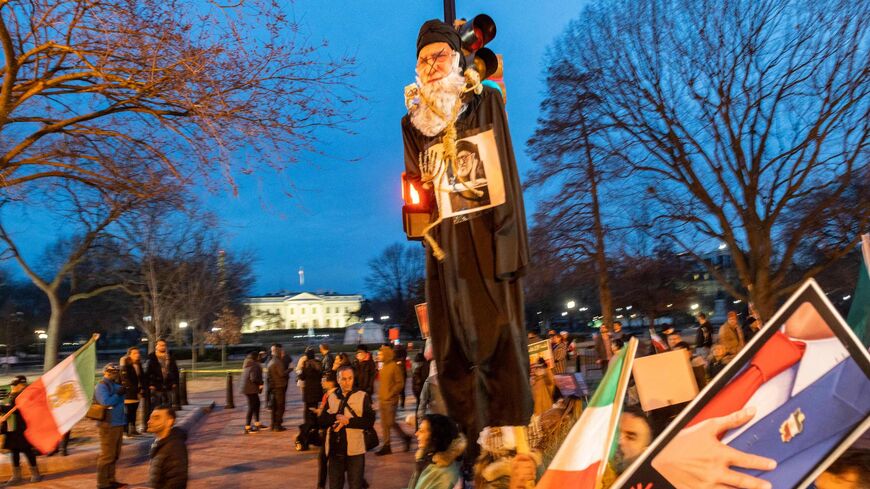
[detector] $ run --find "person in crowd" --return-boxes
[95,363,128,489]
[315,371,339,489]
[742,303,762,342]
[295,346,313,394]
[120,346,144,437]
[614,406,653,475]
[319,365,375,489]
[297,346,324,451]
[594,324,614,371]
[527,331,542,344]
[267,343,290,431]
[354,346,376,395]
[411,352,429,407]
[611,321,625,341]
[333,352,353,372]
[551,333,567,374]
[610,338,625,356]
[530,358,555,417]
[320,343,335,372]
[416,342,447,426]
[407,414,466,489]
[694,312,713,357]
[706,343,728,380]
[375,345,413,455]
[718,311,745,362]
[242,351,266,434]
[145,339,180,414]
[1,376,41,484]
[147,407,188,489]
[395,345,409,410]
[666,331,683,350]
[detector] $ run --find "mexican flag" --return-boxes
[16,335,98,454]
[537,337,638,489]
[846,234,870,347]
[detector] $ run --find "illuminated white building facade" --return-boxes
[243,292,363,332]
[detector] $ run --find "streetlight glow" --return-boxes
[579,307,589,312]
[179,321,189,329]
[379,315,390,321]
[34,329,46,335]
[566,300,576,309]
[690,303,700,310]
[211,327,222,332]
[38,333,48,340]
[561,311,568,317]
[126,325,135,330]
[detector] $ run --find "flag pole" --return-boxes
[0,333,100,424]
[595,337,638,485]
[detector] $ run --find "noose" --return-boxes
[415,70,486,261]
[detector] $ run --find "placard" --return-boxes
[529,340,554,368]
[632,349,699,412]
[415,303,429,338]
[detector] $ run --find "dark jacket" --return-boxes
[241,358,263,395]
[355,356,376,395]
[318,389,375,457]
[145,352,180,392]
[121,357,144,400]
[695,322,713,349]
[301,357,324,404]
[149,427,188,489]
[1,391,33,452]
[267,355,289,391]
[411,358,429,399]
[321,351,335,372]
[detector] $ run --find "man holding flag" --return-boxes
[95,362,128,489]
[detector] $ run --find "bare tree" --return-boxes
[0,0,358,195]
[527,59,626,329]
[204,307,242,367]
[556,0,869,319]
[0,186,145,369]
[364,243,425,330]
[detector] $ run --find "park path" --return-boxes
[23,378,419,489]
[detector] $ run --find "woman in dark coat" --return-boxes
[296,347,324,451]
[241,351,266,433]
[1,376,42,484]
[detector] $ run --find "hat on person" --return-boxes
[10,375,26,386]
[416,19,461,57]
[103,362,120,373]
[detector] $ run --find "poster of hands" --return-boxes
[616,279,870,489]
[424,128,506,219]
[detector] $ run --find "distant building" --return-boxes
[243,292,364,332]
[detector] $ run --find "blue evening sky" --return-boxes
[5,1,588,297]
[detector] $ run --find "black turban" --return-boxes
[416,19,461,57]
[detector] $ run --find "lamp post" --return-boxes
[179,321,193,374]
[34,329,47,358]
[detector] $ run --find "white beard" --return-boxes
[409,67,466,137]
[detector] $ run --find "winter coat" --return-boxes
[301,357,324,404]
[267,355,289,390]
[321,352,335,372]
[149,427,189,489]
[408,434,466,489]
[1,391,34,452]
[355,357,376,395]
[95,377,127,427]
[378,346,404,404]
[241,358,264,395]
[531,367,555,416]
[552,342,567,374]
[318,389,375,457]
[145,352,180,392]
[695,322,713,349]
[121,357,144,400]
[416,375,447,424]
[718,322,745,362]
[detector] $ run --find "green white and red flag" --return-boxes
[15,335,98,454]
[536,337,638,489]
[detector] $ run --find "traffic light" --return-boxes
[457,14,496,52]
[456,15,506,103]
[402,172,431,241]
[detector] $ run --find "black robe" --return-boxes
[402,86,532,442]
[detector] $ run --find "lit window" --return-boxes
[326,319,331,327]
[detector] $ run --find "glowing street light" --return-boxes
[579,307,589,312]
[379,315,390,321]
[561,311,568,317]
[179,321,189,329]
[690,303,700,310]
[126,325,135,330]
[566,300,576,309]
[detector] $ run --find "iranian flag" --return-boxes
[16,335,98,454]
[537,337,638,489]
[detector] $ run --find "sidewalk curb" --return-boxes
[0,401,215,477]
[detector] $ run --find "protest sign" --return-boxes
[529,339,553,368]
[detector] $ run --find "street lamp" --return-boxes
[379,315,390,321]
[690,303,700,310]
[34,329,47,356]
[566,300,576,309]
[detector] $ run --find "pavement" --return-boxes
[14,380,419,489]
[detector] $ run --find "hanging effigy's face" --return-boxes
[456,149,478,179]
[417,42,455,85]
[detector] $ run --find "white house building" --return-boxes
[243,292,364,332]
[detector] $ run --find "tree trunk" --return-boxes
[583,116,614,329]
[221,344,227,368]
[44,293,64,371]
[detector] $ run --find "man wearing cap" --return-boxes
[402,18,532,464]
[354,345,375,396]
[95,363,128,489]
